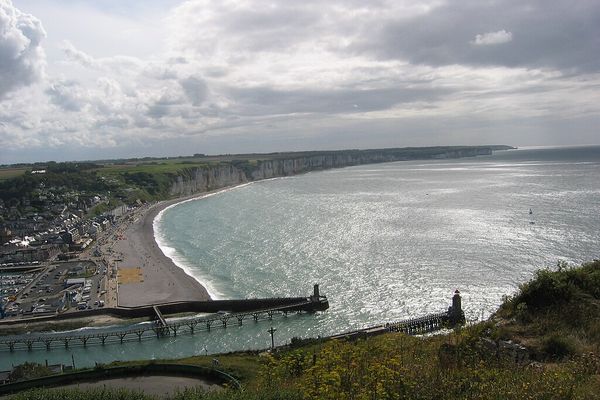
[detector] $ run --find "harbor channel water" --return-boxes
[1,146,599,370]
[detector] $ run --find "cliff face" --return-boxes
[430,147,492,159]
[169,164,247,196]
[169,146,496,197]
[249,147,493,179]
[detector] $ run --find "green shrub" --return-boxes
[515,302,531,323]
[543,334,579,359]
[7,363,52,382]
[517,261,600,311]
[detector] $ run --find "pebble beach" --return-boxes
[100,195,212,307]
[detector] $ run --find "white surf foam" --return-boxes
[152,182,262,300]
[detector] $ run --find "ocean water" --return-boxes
[2,146,599,369]
[155,146,600,319]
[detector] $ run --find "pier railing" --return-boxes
[0,289,465,352]
[0,299,322,352]
[327,311,451,342]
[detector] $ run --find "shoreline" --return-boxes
[110,184,254,306]
[153,182,256,300]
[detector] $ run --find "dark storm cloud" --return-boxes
[353,0,600,73]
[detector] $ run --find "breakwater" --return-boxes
[328,290,465,341]
[0,298,327,352]
[0,288,329,327]
[0,289,465,353]
[0,286,329,351]
[329,312,451,341]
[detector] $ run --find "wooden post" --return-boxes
[267,326,277,350]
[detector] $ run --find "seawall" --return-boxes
[0,296,329,327]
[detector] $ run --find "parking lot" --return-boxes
[1,271,37,316]
[1,260,108,319]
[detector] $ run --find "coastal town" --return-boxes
[0,156,247,326]
[0,177,117,265]
[0,201,205,324]
[0,174,130,320]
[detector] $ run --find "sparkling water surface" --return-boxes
[2,146,599,369]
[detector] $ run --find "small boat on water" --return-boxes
[528,208,535,224]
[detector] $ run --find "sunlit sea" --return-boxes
[2,146,599,369]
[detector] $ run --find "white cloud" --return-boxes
[61,40,96,68]
[45,79,88,111]
[180,76,208,106]
[2,1,600,163]
[0,0,46,98]
[471,30,513,46]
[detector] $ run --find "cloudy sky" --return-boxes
[1,0,599,163]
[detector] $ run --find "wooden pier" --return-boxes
[0,299,325,351]
[0,284,329,327]
[328,290,465,341]
[152,306,167,328]
[328,312,450,342]
[0,289,465,352]
[0,285,329,352]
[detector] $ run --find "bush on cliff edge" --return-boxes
[498,260,600,357]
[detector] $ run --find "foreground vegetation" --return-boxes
[7,260,600,399]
